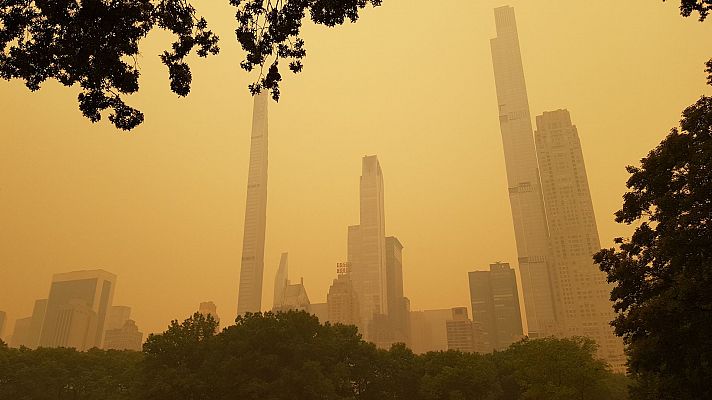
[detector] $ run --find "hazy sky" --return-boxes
[1,0,710,337]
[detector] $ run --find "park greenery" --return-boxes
[0,311,629,400]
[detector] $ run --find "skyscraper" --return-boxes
[385,236,410,344]
[237,91,269,315]
[490,5,557,337]
[327,262,360,326]
[26,299,48,349]
[103,320,143,351]
[534,109,625,371]
[105,305,132,331]
[274,278,311,313]
[38,269,116,351]
[468,262,524,351]
[198,301,221,327]
[273,252,289,309]
[446,307,476,353]
[348,156,388,336]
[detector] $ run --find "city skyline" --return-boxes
[1,0,710,338]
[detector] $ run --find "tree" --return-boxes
[669,0,712,20]
[0,0,382,130]
[495,337,613,400]
[594,93,712,399]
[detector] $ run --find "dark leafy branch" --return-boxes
[0,0,219,130]
[0,0,382,130]
[230,0,382,101]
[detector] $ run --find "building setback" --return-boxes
[348,155,388,338]
[103,320,143,351]
[490,5,557,337]
[237,91,269,315]
[327,262,360,326]
[445,307,476,353]
[534,109,625,371]
[469,262,523,351]
[38,269,116,351]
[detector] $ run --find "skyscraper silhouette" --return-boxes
[534,109,625,371]
[348,156,388,336]
[273,252,289,310]
[468,262,523,351]
[490,6,557,337]
[237,92,269,315]
[38,269,116,351]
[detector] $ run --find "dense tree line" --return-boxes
[0,311,628,400]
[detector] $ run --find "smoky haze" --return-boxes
[0,0,710,341]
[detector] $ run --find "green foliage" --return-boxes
[594,94,712,399]
[0,346,141,400]
[0,312,629,399]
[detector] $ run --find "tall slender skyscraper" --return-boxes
[535,109,625,371]
[348,156,388,335]
[490,6,557,336]
[273,252,289,310]
[237,92,269,315]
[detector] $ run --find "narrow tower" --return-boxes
[490,6,557,336]
[273,252,289,310]
[237,92,269,315]
[348,156,388,334]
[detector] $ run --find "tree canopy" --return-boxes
[0,311,628,400]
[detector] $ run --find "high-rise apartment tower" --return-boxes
[237,92,269,315]
[490,5,557,337]
[535,109,625,371]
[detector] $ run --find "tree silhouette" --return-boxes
[594,93,712,399]
[0,0,381,130]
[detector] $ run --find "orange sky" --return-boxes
[1,0,710,337]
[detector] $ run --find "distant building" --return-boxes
[9,317,32,348]
[39,269,116,351]
[310,303,328,324]
[469,262,523,351]
[0,311,6,341]
[446,307,476,353]
[105,306,132,331]
[274,278,311,313]
[385,237,410,346]
[237,91,269,316]
[198,301,220,326]
[103,320,143,351]
[409,309,452,353]
[327,263,360,327]
[27,299,48,349]
[273,253,289,310]
[535,109,625,371]
[348,156,388,339]
[490,5,557,337]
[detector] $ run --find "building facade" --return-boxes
[237,91,269,315]
[38,270,116,351]
[273,252,289,310]
[327,263,360,326]
[534,109,625,371]
[469,262,523,351]
[348,156,388,338]
[490,5,558,338]
[446,307,476,353]
[103,320,143,351]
